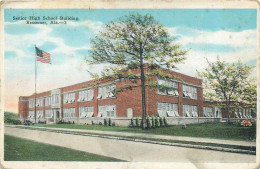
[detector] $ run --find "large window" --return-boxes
[78,89,94,102]
[203,107,213,117]
[63,92,75,104]
[28,111,35,118]
[182,85,197,100]
[79,106,94,118]
[63,108,75,118]
[45,96,51,106]
[29,100,34,108]
[97,84,116,99]
[98,104,116,117]
[183,105,198,117]
[45,109,53,118]
[36,110,43,118]
[36,98,43,107]
[157,102,179,117]
[157,78,178,96]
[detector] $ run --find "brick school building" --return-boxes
[18,65,253,126]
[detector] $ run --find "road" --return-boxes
[4,127,256,162]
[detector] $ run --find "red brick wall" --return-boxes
[18,96,29,118]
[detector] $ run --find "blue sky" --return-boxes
[4,9,257,112]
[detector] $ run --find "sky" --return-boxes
[4,9,257,113]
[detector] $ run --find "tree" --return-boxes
[241,81,257,116]
[86,13,187,129]
[198,57,254,121]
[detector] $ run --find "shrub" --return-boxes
[92,121,95,125]
[163,117,168,126]
[73,121,75,124]
[112,122,116,126]
[24,120,32,126]
[155,116,160,127]
[99,122,103,125]
[160,117,165,127]
[152,115,155,128]
[104,118,108,126]
[129,118,134,127]
[135,117,140,127]
[147,116,152,128]
[108,118,112,126]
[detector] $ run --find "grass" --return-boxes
[11,126,256,153]
[35,122,256,141]
[4,135,123,161]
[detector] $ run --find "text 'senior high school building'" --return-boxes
[18,65,253,126]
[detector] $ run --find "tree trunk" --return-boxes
[140,60,147,130]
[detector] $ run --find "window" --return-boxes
[78,89,94,102]
[28,111,35,118]
[182,85,197,100]
[63,92,75,104]
[79,106,94,118]
[63,108,75,118]
[157,78,178,96]
[29,100,34,108]
[203,107,213,117]
[36,98,43,107]
[55,94,59,104]
[238,109,243,118]
[97,84,116,99]
[157,102,179,117]
[45,96,51,106]
[183,105,198,117]
[98,104,116,117]
[45,109,53,118]
[36,110,43,118]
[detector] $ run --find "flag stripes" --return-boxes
[35,47,51,64]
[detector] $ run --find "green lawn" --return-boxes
[35,122,256,141]
[4,135,123,161]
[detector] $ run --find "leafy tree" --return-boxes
[86,13,187,129]
[241,81,257,116]
[198,57,254,121]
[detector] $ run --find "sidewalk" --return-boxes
[6,125,255,147]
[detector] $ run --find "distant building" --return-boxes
[18,65,254,126]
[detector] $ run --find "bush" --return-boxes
[147,116,152,128]
[23,120,32,126]
[163,117,168,126]
[104,119,108,126]
[135,117,140,127]
[152,115,155,128]
[129,118,134,127]
[108,118,112,126]
[73,121,75,124]
[155,116,160,127]
[112,122,116,126]
[13,120,22,125]
[99,122,103,125]
[159,117,165,127]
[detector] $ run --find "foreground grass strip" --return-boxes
[12,126,256,154]
[33,122,256,141]
[4,135,124,161]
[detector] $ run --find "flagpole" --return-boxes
[34,44,37,124]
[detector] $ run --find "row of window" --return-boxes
[157,102,214,118]
[157,78,197,100]
[235,109,252,118]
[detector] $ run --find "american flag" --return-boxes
[35,47,51,64]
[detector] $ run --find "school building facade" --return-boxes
[18,65,254,126]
